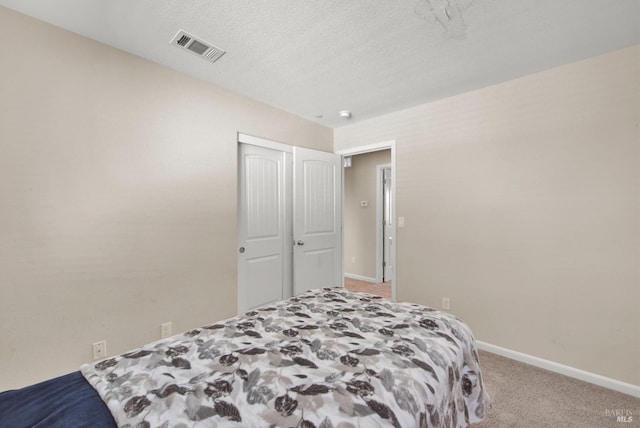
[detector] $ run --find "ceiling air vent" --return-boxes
[170,30,226,64]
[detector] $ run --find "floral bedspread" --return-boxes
[81,288,490,427]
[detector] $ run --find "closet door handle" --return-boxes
[296,240,305,246]
[239,247,245,253]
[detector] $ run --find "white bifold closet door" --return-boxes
[292,147,342,295]
[237,139,342,313]
[237,144,292,312]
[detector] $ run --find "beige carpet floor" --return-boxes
[473,350,639,427]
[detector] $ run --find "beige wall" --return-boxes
[1,5,638,391]
[335,46,640,386]
[0,7,332,390]
[344,150,391,280]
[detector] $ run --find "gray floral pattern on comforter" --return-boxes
[81,288,490,427]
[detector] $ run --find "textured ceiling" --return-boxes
[1,0,638,127]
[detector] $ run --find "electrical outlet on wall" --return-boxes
[161,322,172,339]
[93,340,107,360]
[442,297,450,310]
[351,257,356,264]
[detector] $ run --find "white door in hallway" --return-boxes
[237,143,292,312]
[293,146,343,295]
[383,167,393,281]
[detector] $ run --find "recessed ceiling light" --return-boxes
[339,110,352,119]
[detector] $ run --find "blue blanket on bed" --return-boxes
[0,371,115,428]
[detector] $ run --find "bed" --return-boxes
[0,288,490,427]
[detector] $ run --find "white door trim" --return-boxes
[238,133,294,153]
[338,140,397,301]
[336,141,395,156]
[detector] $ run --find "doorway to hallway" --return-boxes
[342,150,392,288]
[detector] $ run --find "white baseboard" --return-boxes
[476,341,640,398]
[344,273,377,283]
